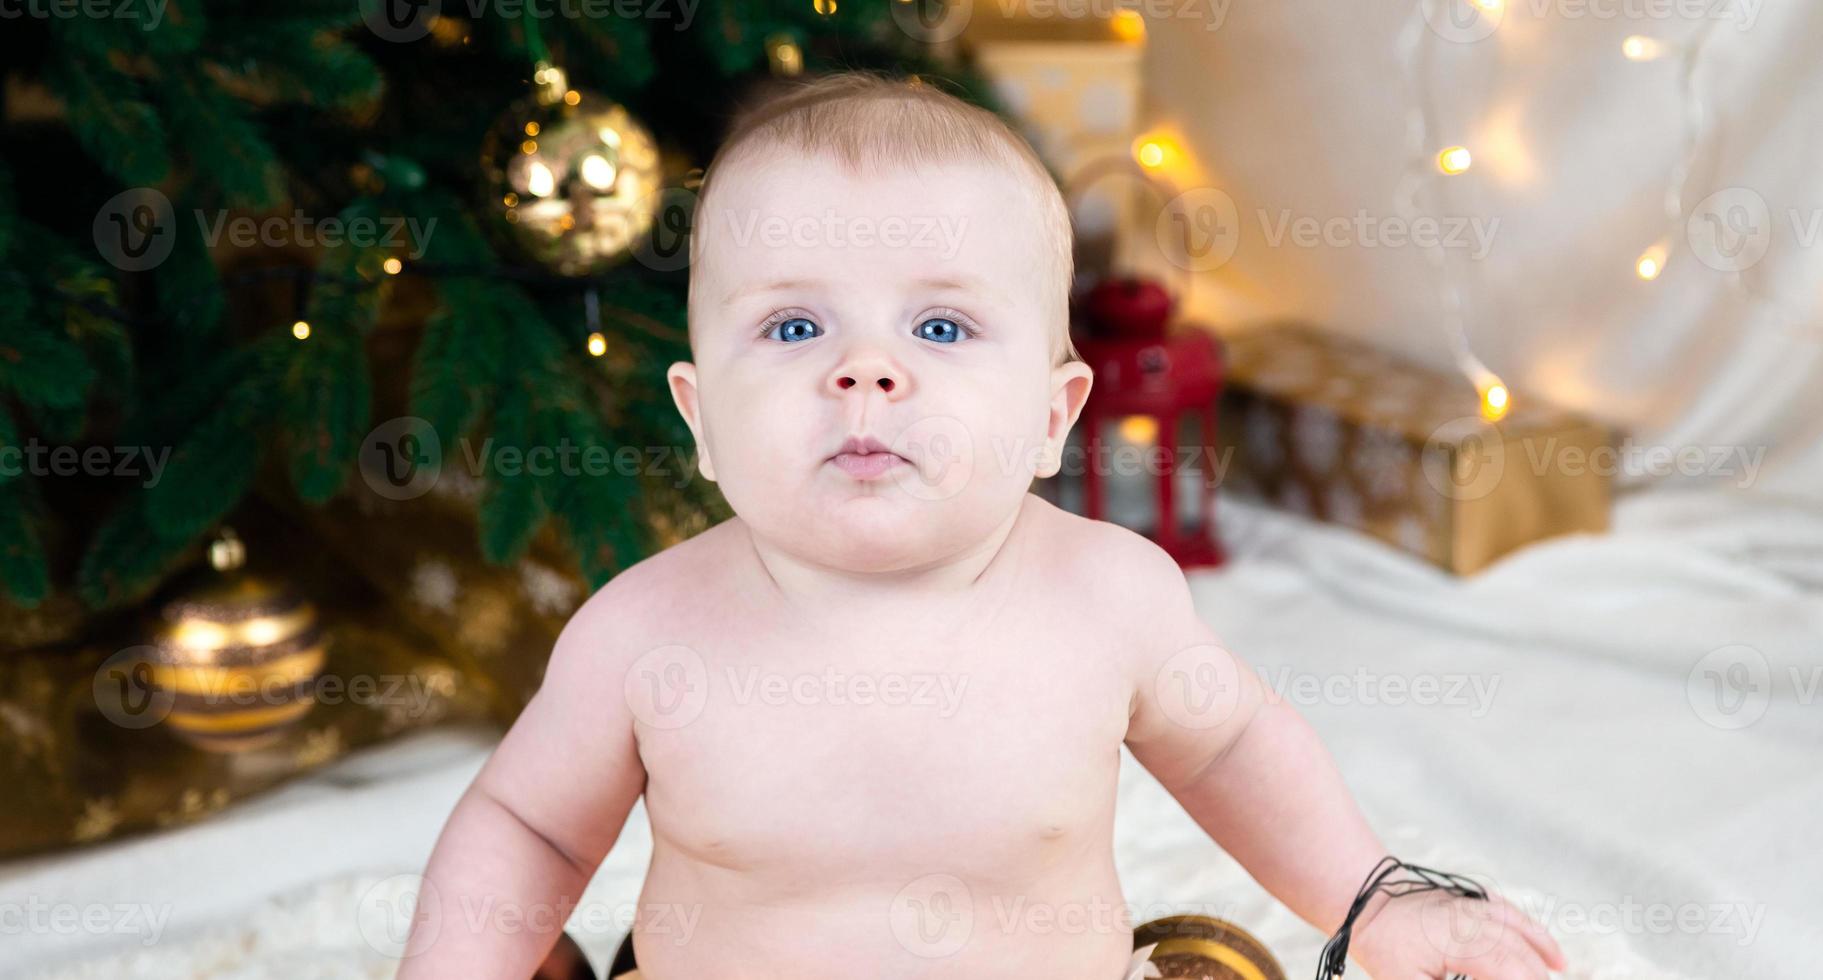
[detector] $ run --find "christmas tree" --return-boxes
[0,1,1003,617]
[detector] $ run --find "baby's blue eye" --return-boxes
[916,317,964,344]
[768,316,821,343]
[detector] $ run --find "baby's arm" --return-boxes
[1114,533,1385,940]
[1115,532,1564,978]
[398,583,647,979]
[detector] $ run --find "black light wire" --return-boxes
[1316,855,1489,980]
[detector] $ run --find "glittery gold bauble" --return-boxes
[1132,915,1286,980]
[148,530,326,753]
[481,76,664,277]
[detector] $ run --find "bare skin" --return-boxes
[402,144,1567,980]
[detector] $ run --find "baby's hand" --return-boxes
[1348,889,1567,980]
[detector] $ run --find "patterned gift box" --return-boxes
[1218,326,1614,574]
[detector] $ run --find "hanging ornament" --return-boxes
[481,62,665,277]
[1130,915,1286,980]
[147,528,327,754]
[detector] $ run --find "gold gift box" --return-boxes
[1218,326,1614,574]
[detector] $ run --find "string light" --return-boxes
[1624,20,1720,284]
[382,257,403,275]
[586,331,608,357]
[1395,3,1509,419]
[1111,10,1146,43]
[1435,145,1472,175]
[1133,135,1172,170]
[1620,35,1665,62]
[1478,379,1510,421]
[1635,240,1668,280]
[291,320,311,340]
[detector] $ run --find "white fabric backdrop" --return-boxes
[1134,0,1823,496]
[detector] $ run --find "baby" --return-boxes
[402,73,1566,980]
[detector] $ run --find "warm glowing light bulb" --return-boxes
[580,154,617,190]
[1111,10,1145,42]
[291,320,311,340]
[1118,415,1158,445]
[382,257,403,275]
[563,90,581,106]
[1134,137,1170,169]
[1479,381,1510,421]
[587,331,608,357]
[1470,0,1502,11]
[813,0,836,13]
[1621,35,1664,61]
[523,121,540,137]
[1636,242,1668,280]
[526,161,556,198]
[1436,145,1472,175]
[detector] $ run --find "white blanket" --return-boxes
[4,491,1817,979]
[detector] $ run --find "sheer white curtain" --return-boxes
[1137,0,1823,497]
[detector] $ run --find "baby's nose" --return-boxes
[827,353,908,399]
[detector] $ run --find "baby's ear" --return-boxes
[665,361,716,483]
[1038,360,1094,478]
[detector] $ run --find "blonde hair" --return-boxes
[688,71,1082,366]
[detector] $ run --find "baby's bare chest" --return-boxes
[630,610,1134,883]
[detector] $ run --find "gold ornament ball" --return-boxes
[482,87,664,277]
[1132,915,1286,980]
[148,530,326,754]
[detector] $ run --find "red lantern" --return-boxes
[1070,327,1227,569]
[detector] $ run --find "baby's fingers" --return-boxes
[1440,926,1551,980]
[1484,893,1567,972]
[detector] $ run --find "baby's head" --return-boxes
[668,72,1093,574]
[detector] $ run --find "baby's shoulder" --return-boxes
[1021,495,1190,612]
[552,517,747,657]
